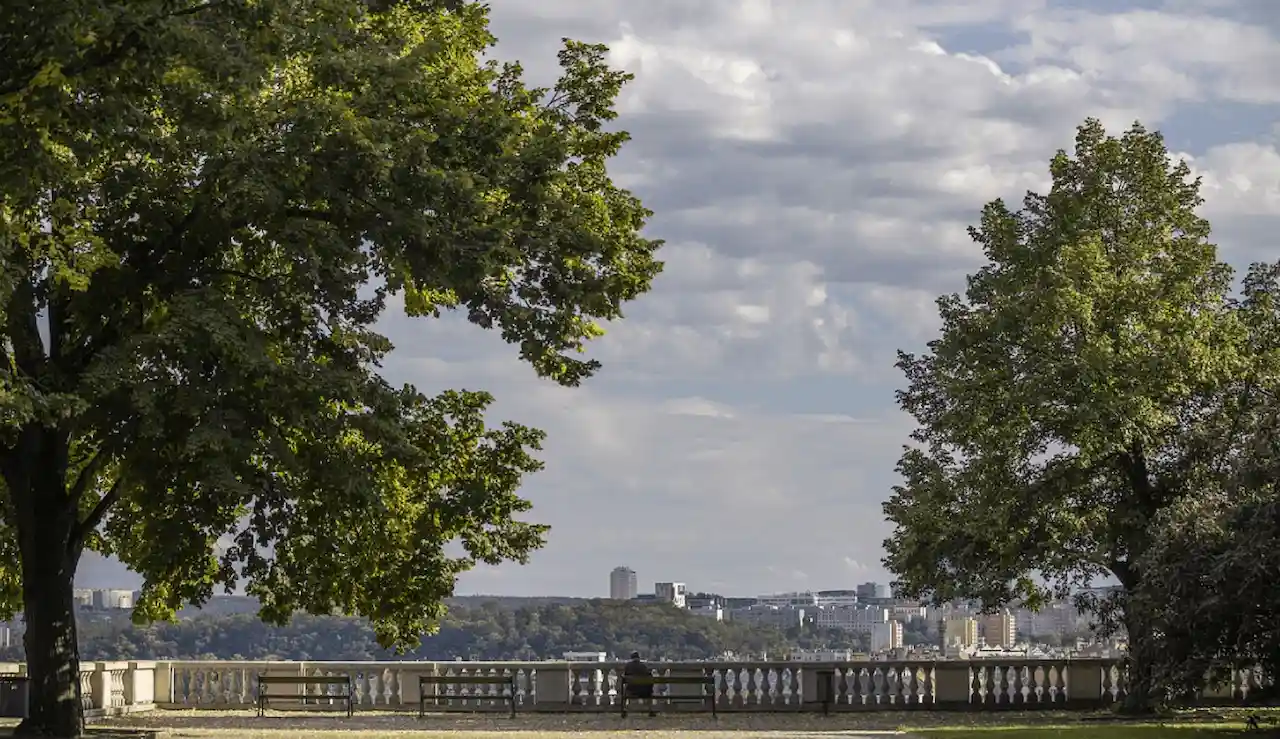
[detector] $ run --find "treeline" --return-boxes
[2,600,865,662]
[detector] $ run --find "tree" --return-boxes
[1137,264,1280,701]
[0,1,661,735]
[882,119,1258,711]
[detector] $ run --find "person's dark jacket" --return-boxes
[622,658,653,698]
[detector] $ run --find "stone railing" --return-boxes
[0,658,1267,714]
[0,661,156,718]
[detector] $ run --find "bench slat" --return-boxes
[623,676,713,685]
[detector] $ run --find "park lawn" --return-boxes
[912,724,1251,738]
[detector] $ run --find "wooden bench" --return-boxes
[618,674,716,717]
[257,674,352,717]
[419,674,517,717]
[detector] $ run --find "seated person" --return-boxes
[622,651,656,715]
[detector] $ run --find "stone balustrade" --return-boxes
[0,661,156,718]
[0,658,1268,715]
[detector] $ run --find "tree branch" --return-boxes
[67,448,108,505]
[68,476,123,556]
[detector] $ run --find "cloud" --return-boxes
[80,0,1280,599]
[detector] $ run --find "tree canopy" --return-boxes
[0,0,661,734]
[881,118,1280,707]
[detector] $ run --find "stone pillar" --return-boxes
[1065,661,1105,707]
[800,667,836,711]
[932,662,972,708]
[152,663,174,705]
[91,663,111,710]
[125,661,156,708]
[396,662,437,710]
[534,664,572,709]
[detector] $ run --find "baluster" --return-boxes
[919,663,935,706]
[846,666,863,707]
[901,665,917,706]
[724,668,741,708]
[1024,665,1040,706]
[1010,665,1024,706]
[973,664,988,706]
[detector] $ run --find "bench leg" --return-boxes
[347,696,353,718]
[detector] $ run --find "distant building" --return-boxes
[981,610,1017,648]
[790,648,860,662]
[654,582,687,608]
[90,589,133,610]
[889,603,927,621]
[871,620,904,652]
[727,605,805,629]
[815,605,889,634]
[756,591,820,608]
[609,567,637,600]
[944,617,979,648]
[563,651,608,662]
[690,605,723,621]
[856,582,891,600]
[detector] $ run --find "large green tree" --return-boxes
[0,1,661,735]
[882,119,1264,710]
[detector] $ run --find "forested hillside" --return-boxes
[4,600,864,662]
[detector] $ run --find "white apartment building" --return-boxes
[609,566,638,600]
[814,605,889,634]
[790,648,859,662]
[728,605,806,629]
[90,589,133,610]
[756,591,820,608]
[889,604,927,621]
[655,582,687,608]
[871,621,904,652]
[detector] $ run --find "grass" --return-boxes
[913,725,1253,738]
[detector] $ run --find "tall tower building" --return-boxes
[609,566,638,600]
[981,610,1017,648]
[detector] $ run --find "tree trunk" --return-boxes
[15,548,83,738]
[7,432,85,738]
[1118,595,1157,715]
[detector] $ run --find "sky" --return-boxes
[79,0,1280,599]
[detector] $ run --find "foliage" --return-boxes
[881,119,1275,705]
[1137,267,1280,700]
[0,0,661,733]
[0,601,864,662]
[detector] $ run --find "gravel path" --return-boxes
[97,709,926,738]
